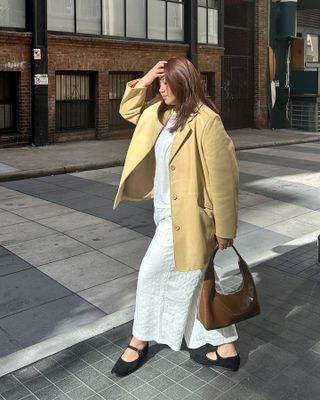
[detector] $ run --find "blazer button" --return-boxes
[170,165,176,171]
[174,225,180,231]
[172,194,178,200]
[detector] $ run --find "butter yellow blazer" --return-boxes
[114,80,239,272]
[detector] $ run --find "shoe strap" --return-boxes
[216,349,238,360]
[127,344,144,355]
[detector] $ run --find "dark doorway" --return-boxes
[222,0,254,129]
[0,72,17,133]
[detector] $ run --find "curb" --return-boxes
[0,137,319,183]
[0,160,124,183]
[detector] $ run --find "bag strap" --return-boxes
[212,244,242,260]
[210,244,252,280]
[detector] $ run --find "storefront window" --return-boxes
[198,0,219,45]
[148,0,166,40]
[102,0,124,36]
[48,0,184,42]
[47,0,75,32]
[126,0,146,38]
[0,0,25,29]
[76,0,101,34]
[167,1,184,41]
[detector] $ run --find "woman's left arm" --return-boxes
[201,114,239,241]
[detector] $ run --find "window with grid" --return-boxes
[109,72,143,130]
[48,0,184,42]
[55,73,95,131]
[198,0,219,45]
[0,72,17,132]
[0,0,25,29]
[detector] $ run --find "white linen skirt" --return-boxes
[132,207,238,351]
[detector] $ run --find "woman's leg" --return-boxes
[184,268,240,362]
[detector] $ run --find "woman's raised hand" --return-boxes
[135,61,167,88]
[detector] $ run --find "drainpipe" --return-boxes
[185,0,198,67]
[29,0,49,146]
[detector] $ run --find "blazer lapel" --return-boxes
[169,123,191,163]
[119,110,173,185]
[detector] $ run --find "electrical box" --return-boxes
[291,38,305,70]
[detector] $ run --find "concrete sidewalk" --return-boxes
[0,140,320,400]
[1,241,320,400]
[0,128,319,182]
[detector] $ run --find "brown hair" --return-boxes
[157,57,219,133]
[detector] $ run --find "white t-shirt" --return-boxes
[153,112,176,208]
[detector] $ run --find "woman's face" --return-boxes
[159,77,176,106]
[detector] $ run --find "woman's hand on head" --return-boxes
[136,61,167,88]
[216,237,233,250]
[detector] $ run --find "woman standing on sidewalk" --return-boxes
[112,57,240,376]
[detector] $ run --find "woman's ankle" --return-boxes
[130,337,147,349]
[217,342,237,357]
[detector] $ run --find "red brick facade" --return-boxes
[254,0,269,128]
[0,3,269,147]
[48,36,224,143]
[0,32,32,147]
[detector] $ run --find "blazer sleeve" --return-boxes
[119,79,148,125]
[201,114,239,239]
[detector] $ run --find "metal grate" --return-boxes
[0,72,16,132]
[109,71,141,130]
[289,100,320,132]
[55,72,95,131]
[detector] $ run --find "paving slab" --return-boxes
[38,251,135,292]
[0,295,105,349]
[78,272,139,314]
[0,222,56,247]
[37,212,106,233]
[65,221,142,250]
[0,211,26,228]
[0,267,72,318]
[6,233,91,267]
[99,236,152,270]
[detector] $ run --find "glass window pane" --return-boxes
[167,2,184,41]
[126,0,146,38]
[208,0,217,8]
[198,6,207,43]
[48,0,74,32]
[102,0,124,36]
[208,8,218,44]
[148,0,165,40]
[0,0,25,29]
[198,0,207,7]
[76,0,101,34]
[306,34,319,62]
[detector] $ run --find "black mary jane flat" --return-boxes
[111,342,149,377]
[191,349,240,371]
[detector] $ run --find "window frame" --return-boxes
[197,0,221,46]
[0,0,26,31]
[47,0,185,43]
[55,71,96,132]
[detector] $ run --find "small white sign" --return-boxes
[274,80,280,87]
[33,48,41,60]
[34,74,48,85]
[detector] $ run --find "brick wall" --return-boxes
[0,32,32,147]
[198,46,224,112]
[254,0,269,128]
[48,35,224,143]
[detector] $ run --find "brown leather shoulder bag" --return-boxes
[198,245,261,330]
